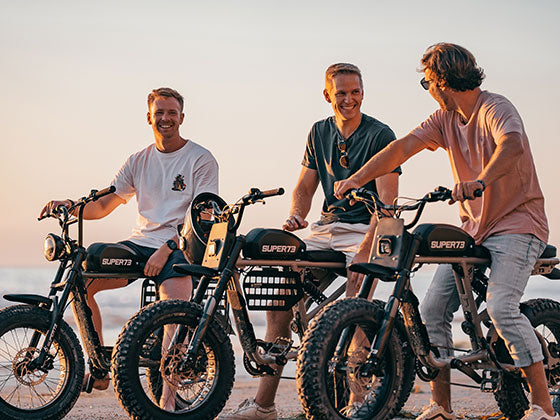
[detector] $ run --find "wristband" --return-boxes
[475,179,486,191]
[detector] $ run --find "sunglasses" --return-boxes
[337,139,349,168]
[420,77,432,90]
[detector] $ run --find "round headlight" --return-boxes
[43,234,65,261]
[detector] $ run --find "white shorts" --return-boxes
[304,222,370,266]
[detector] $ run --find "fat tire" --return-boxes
[0,305,84,420]
[493,298,560,420]
[297,298,414,420]
[111,299,235,420]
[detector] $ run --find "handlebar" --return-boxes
[38,186,116,221]
[242,187,284,204]
[346,186,463,229]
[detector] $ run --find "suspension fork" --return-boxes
[184,238,246,358]
[361,235,421,375]
[31,249,88,369]
[331,274,378,362]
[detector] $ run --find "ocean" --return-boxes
[1,266,559,379]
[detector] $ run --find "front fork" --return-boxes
[180,238,261,364]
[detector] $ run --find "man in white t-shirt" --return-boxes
[39,87,219,405]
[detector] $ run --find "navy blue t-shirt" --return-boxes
[302,114,400,225]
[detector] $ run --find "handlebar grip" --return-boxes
[93,185,116,201]
[473,189,483,198]
[260,188,285,198]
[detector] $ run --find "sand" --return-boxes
[67,372,506,420]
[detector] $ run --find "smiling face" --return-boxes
[147,96,184,146]
[324,73,363,123]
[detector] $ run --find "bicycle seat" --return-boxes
[83,242,144,275]
[173,263,219,278]
[541,244,557,258]
[348,263,396,281]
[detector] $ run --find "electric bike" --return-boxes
[296,187,560,420]
[111,187,358,419]
[0,186,158,420]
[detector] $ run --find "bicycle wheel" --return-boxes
[112,299,235,420]
[297,298,414,420]
[0,305,84,420]
[493,298,560,419]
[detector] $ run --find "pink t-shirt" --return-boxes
[411,91,548,245]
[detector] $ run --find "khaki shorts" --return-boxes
[304,222,370,266]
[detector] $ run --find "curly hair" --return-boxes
[420,43,485,91]
[325,63,363,89]
[148,87,184,112]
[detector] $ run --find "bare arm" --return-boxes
[282,167,320,231]
[450,132,524,203]
[333,133,427,199]
[39,192,126,220]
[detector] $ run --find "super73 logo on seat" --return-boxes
[102,258,133,266]
[430,241,466,249]
[261,245,297,253]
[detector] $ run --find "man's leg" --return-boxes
[254,310,293,407]
[217,309,289,419]
[158,275,192,411]
[419,264,461,413]
[80,277,130,346]
[483,234,554,415]
[71,277,129,391]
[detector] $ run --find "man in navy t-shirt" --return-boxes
[219,63,400,420]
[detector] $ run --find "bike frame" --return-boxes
[4,187,143,376]
[336,188,560,389]
[178,189,348,374]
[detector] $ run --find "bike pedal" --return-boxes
[266,337,293,357]
[480,370,497,393]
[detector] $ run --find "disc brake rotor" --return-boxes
[12,347,47,386]
[346,348,379,397]
[160,344,214,391]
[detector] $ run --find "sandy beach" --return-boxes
[67,372,506,420]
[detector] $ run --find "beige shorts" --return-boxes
[304,222,370,266]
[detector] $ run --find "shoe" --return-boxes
[82,372,110,393]
[340,402,361,417]
[416,400,456,420]
[217,398,277,420]
[521,405,560,420]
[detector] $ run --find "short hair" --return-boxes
[325,63,363,89]
[420,43,485,91]
[147,87,184,112]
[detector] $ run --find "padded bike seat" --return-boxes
[173,263,219,278]
[302,250,346,263]
[348,263,396,281]
[541,244,557,258]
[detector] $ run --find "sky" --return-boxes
[0,0,559,266]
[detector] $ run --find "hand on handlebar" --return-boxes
[39,199,73,220]
[334,178,361,200]
[283,215,308,231]
[450,181,483,204]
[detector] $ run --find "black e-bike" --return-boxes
[0,187,159,420]
[296,187,560,420]
[110,187,360,419]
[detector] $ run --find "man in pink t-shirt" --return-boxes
[334,43,554,420]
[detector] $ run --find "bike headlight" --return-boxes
[43,234,65,261]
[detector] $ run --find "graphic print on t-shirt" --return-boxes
[171,174,186,191]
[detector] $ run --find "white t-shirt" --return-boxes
[111,140,219,248]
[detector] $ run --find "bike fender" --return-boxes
[3,293,51,307]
